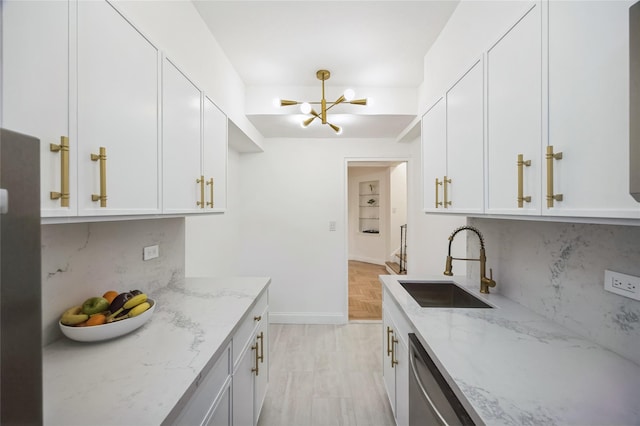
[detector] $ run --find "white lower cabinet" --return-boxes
[173,343,232,426]
[382,290,409,426]
[171,290,268,426]
[232,293,269,426]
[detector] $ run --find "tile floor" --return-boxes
[257,323,395,426]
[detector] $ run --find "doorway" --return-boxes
[346,160,408,321]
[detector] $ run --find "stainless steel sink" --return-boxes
[399,281,493,308]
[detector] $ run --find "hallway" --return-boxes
[348,260,388,321]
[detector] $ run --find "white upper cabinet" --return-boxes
[422,98,447,212]
[2,0,77,217]
[76,0,160,216]
[422,60,484,214]
[163,60,227,214]
[445,60,484,214]
[203,96,228,212]
[546,0,639,219]
[486,4,542,215]
[162,58,203,214]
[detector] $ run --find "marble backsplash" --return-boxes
[41,218,185,345]
[467,217,640,365]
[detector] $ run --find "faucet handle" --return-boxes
[488,268,496,287]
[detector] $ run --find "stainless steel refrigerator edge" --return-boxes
[0,128,43,425]
[631,1,640,201]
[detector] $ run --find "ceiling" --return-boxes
[193,0,460,139]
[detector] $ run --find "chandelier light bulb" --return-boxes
[344,88,355,101]
[300,102,312,114]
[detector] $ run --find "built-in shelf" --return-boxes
[359,180,380,234]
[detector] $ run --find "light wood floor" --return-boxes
[257,324,395,426]
[348,261,388,321]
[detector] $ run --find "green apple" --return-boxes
[82,296,110,315]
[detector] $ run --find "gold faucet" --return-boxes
[443,226,496,294]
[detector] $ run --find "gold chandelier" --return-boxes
[277,69,367,134]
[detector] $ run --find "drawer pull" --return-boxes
[254,315,262,322]
[251,343,259,376]
[257,331,264,363]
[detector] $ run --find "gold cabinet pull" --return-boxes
[546,146,563,208]
[254,315,262,322]
[257,331,264,363]
[206,177,214,208]
[90,147,107,207]
[386,326,393,357]
[517,154,532,208]
[443,176,452,208]
[196,175,205,208]
[50,136,70,207]
[435,178,443,208]
[251,343,259,376]
[391,336,399,368]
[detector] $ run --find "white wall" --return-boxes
[236,138,412,323]
[348,166,388,265]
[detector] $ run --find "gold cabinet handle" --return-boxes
[206,177,214,208]
[90,147,107,207]
[196,175,205,208]
[386,326,393,357]
[251,343,259,376]
[50,136,70,207]
[517,154,532,208]
[546,146,563,208]
[257,331,264,363]
[435,178,443,208]
[443,176,452,208]
[391,336,399,368]
[254,315,262,322]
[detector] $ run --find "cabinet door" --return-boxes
[232,340,256,426]
[547,0,639,218]
[2,0,76,217]
[421,98,447,212]
[203,96,228,211]
[76,0,160,216]
[204,382,231,426]
[445,59,484,214]
[486,4,542,215]
[382,309,397,417]
[163,59,203,214]
[394,335,409,426]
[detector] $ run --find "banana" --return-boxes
[128,301,151,318]
[60,305,89,326]
[123,293,147,310]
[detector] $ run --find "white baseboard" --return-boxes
[269,312,347,324]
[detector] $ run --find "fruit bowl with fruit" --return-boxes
[59,290,156,342]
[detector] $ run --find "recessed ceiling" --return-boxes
[193,0,459,138]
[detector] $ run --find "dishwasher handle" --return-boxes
[409,343,451,426]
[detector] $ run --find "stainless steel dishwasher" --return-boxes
[408,334,475,426]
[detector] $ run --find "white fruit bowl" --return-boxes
[59,299,156,342]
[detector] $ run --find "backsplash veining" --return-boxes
[42,218,185,345]
[468,218,640,365]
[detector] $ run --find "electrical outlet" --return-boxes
[604,270,640,301]
[329,221,336,232]
[143,245,159,261]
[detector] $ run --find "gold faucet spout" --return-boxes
[444,226,497,294]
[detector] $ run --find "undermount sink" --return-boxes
[399,281,493,308]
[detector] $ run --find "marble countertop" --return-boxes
[43,276,270,426]
[381,275,640,425]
